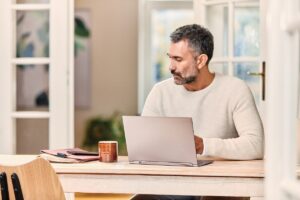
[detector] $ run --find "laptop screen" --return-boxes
[122,116,198,167]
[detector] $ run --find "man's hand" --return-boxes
[194,135,204,154]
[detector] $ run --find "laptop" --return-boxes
[122,116,213,167]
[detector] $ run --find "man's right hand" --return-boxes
[194,135,204,154]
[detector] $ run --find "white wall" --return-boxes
[75,0,138,147]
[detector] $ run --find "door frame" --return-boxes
[0,0,74,154]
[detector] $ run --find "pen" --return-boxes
[56,153,67,158]
[67,150,99,156]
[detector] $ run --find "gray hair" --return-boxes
[170,24,214,64]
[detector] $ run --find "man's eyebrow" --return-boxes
[166,53,182,59]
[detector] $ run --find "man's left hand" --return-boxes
[194,135,204,154]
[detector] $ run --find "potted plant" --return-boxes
[82,113,127,155]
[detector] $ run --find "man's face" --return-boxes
[167,40,199,85]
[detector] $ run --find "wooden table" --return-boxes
[0,155,265,200]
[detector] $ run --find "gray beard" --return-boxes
[174,75,197,85]
[183,76,197,84]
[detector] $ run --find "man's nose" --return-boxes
[169,62,176,72]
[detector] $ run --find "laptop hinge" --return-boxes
[130,160,196,167]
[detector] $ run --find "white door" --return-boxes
[194,0,265,120]
[0,0,74,154]
[195,0,300,199]
[265,0,300,199]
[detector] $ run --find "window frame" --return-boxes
[138,0,193,113]
[0,0,74,154]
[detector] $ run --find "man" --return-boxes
[132,24,264,200]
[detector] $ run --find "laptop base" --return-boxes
[129,160,213,167]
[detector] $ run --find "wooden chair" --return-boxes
[0,157,65,200]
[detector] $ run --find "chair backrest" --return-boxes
[0,157,65,200]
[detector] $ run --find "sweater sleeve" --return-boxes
[141,85,162,116]
[202,83,264,160]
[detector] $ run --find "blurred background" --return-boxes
[1,0,299,167]
[1,0,300,199]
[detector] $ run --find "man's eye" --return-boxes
[175,58,182,62]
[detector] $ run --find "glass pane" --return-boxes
[209,62,228,75]
[206,4,228,57]
[234,5,259,57]
[17,0,49,3]
[16,65,49,111]
[16,11,49,57]
[16,119,49,154]
[151,9,193,83]
[233,62,260,105]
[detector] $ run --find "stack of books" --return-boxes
[40,148,99,163]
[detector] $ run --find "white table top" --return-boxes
[0,155,265,178]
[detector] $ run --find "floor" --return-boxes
[75,193,133,200]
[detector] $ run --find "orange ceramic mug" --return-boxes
[98,141,118,162]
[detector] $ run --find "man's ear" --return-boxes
[196,54,208,70]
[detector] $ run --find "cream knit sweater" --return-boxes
[142,73,264,160]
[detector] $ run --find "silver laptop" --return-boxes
[122,116,213,167]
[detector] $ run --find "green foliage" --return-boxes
[83,113,127,155]
[74,17,91,56]
[75,18,90,37]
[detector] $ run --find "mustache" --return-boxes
[170,69,182,77]
[170,69,197,84]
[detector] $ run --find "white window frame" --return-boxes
[195,0,260,65]
[194,0,260,78]
[138,0,193,113]
[194,0,265,119]
[0,0,74,154]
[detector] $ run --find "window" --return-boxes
[197,0,261,106]
[138,0,194,113]
[0,0,74,154]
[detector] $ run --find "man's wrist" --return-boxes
[199,138,206,155]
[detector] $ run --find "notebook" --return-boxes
[122,116,213,167]
[40,148,99,163]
